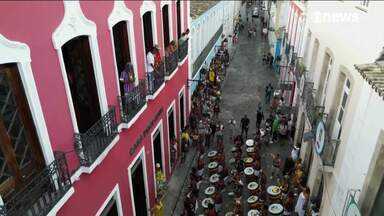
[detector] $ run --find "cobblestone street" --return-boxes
[164,5,293,215]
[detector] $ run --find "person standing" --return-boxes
[265,83,274,105]
[271,153,282,180]
[295,187,310,216]
[272,114,280,141]
[241,115,250,138]
[256,106,264,129]
[146,47,155,93]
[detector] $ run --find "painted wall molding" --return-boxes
[52,0,108,133]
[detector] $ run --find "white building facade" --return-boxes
[292,1,384,215]
[188,1,242,95]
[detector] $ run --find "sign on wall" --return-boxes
[315,121,325,155]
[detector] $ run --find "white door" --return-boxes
[332,79,351,140]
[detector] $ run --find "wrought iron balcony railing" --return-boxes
[74,107,118,167]
[147,61,165,95]
[165,50,179,77]
[178,40,188,62]
[321,139,340,167]
[118,79,147,124]
[304,83,326,127]
[0,152,72,216]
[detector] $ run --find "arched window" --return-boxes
[52,1,108,133]
[0,34,56,204]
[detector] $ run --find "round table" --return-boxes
[244,157,254,167]
[244,167,255,182]
[210,174,220,184]
[246,139,255,147]
[247,195,258,204]
[244,167,254,176]
[267,186,281,196]
[202,198,214,208]
[246,147,255,153]
[268,203,284,215]
[247,209,261,216]
[225,212,235,216]
[205,186,216,196]
[247,182,259,190]
[208,161,218,174]
[208,150,218,162]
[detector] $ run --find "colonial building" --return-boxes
[292,1,384,215]
[0,0,189,215]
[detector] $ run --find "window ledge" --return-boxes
[165,68,179,81]
[146,83,165,100]
[46,187,75,216]
[355,5,368,13]
[119,104,148,130]
[178,55,188,66]
[71,135,120,182]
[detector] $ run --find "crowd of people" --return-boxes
[152,3,321,215]
[146,29,190,92]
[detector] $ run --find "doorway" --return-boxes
[112,21,133,96]
[143,11,154,54]
[131,157,148,216]
[61,36,101,133]
[168,106,176,169]
[179,92,185,130]
[0,63,45,199]
[153,129,163,171]
[100,198,118,216]
[162,5,170,48]
[176,0,181,39]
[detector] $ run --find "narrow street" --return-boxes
[164,7,293,215]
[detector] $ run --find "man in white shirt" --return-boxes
[146,47,155,92]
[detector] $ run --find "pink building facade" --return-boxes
[0,1,189,215]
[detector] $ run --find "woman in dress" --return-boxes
[295,187,310,216]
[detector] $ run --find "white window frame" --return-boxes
[108,1,140,95]
[150,119,166,198]
[166,100,176,172]
[140,1,158,71]
[0,34,55,165]
[161,1,174,51]
[95,184,124,216]
[333,78,351,139]
[52,1,108,133]
[127,146,150,216]
[178,86,186,132]
[321,55,333,106]
[0,34,75,215]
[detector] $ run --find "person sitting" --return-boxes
[206,203,217,216]
[283,191,295,215]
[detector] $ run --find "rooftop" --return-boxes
[354,61,384,100]
[190,0,220,20]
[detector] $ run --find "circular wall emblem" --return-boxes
[315,121,325,155]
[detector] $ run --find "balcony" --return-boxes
[118,79,147,125]
[178,40,188,63]
[321,139,340,171]
[147,60,165,97]
[74,107,119,168]
[303,82,326,128]
[164,50,179,78]
[0,152,72,216]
